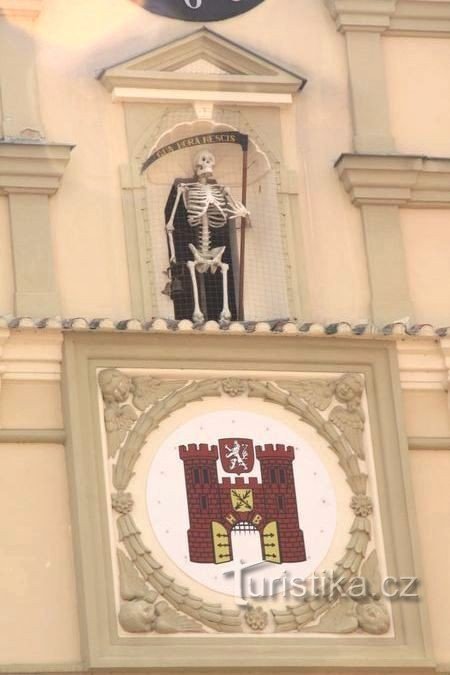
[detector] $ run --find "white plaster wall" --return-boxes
[33,0,368,323]
[400,210,450,327]
[384,36,450,157]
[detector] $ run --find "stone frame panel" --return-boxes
[63,332,432,670]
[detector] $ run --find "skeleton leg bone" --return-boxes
[187,260,205,324]
[219,261,231,322]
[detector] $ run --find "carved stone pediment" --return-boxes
[99,28,306,96]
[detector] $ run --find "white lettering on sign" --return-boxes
[184,0,243,7]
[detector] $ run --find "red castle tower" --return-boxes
[179,441,306,565]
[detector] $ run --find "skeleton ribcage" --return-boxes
[185,184,231,228]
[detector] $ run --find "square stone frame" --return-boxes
[63,332,433,671]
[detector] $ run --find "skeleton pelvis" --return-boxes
[188,244,226,274]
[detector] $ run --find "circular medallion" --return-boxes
[134,0,266,22]
[147,409,339,599]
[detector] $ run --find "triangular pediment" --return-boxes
[99,28,306,95]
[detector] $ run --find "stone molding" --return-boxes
[0,142,73,195]
[408,437,450,451]
[336,154,450,207]
[326,0,396,32]
[0,328,62,385]
[0,0,43,19]
[397,339,449,392]
[0,321,449,394]
[0,428,65,443]
[326,0,450,36]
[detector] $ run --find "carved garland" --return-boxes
[98,370,390,636]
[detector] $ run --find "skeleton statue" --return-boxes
[165,149,250,324]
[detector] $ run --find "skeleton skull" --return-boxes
[194,149,215,178]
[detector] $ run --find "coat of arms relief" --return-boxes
[99,369,391,637]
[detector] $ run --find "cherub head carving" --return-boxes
[99,368,131,405]
[194,149,215,178]
[118,599,155,633]
[335,374,364,408]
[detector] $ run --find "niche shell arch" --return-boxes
[141,118,290,322]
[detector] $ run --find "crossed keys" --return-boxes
[231,489,253,512]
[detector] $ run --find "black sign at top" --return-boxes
[136,0,266,22]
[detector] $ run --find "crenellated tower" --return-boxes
[256,444,306,563]
[179,443,221,562]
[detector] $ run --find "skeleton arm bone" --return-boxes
[224,187,251,223]
[165,184,190,263]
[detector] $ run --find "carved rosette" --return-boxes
[99,369,389,636]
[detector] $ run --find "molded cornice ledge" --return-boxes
[0,0,43,19]
[336,154,450,207]
[326,0,395,32]
[0,142,73,195]
[0,326,62,392]
[326,0,450,36]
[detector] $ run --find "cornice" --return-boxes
[326,0,396,32]
[0,142,73,195]
[336,154,450,208]
[0,318,449,394]
[0,315,449,339]
[0,0,43,19]
[391,0,450,37]
[326,0,450,36]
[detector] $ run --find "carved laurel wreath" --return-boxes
[99,370,390,636]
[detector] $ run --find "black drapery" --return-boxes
[164,178,237,321]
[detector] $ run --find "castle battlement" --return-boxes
[255,444,295,461]
[179,443,219,461]
[221,477,259,488]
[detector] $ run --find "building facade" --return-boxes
[0,1,450,673]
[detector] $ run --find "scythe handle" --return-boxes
[238,147,249,321]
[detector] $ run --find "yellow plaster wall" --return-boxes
[403,390,450,438]
[0,195,14,316]
[0,381,63,429]
[401,210,450,327]
[384,36,450,157]
[0,444,81,664]
[410,451,450,663]
[32,0,368,324]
